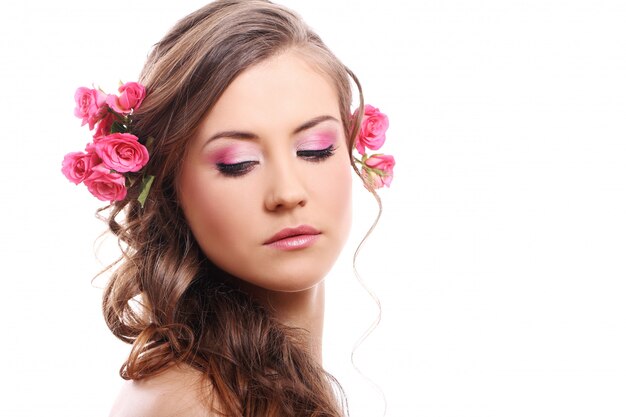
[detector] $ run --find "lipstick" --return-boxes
[264,225,321,251]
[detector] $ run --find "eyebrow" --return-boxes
[203,115,340,147]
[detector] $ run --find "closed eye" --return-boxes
[216,161,259,177]
[216,145,337,178]
[297,145,337,162]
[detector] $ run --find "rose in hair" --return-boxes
[74,87,108,130]
[361,153,395,189]
[84,164,128,202]
[93,133,149,173]
[106,82,146,115]
[94,112,116,139]
[354,104,389,155]
[61,151,100,185]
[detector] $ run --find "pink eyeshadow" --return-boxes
[209,145,259,165]
[298,132,336,150]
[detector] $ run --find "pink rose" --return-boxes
[93,133,149,173]
[61,151,99,184]
[354,104,389,155]
[84,164,127,202]
[94,112,116,139]
[106,82,146,114]
[74,87,108,130]
[361,153,395,189]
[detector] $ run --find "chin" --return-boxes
[209,242,344,294]
[230,261,332,294]
[247,271,327,293]
[271,278,325,293]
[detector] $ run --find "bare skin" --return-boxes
[109,282,326,417]
[241,278,326,363]
[109,364,214,417]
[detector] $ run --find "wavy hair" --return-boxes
[101,1,372,416]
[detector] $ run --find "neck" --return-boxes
[240,281,326,365]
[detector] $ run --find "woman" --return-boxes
[63,1,393,415]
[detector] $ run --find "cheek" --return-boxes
[179,168,248,255]
[336,164,353,233]
[315,155,353,233]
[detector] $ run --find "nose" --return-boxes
[263,157,307,212]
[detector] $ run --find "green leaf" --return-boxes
[111,121,127,134]
[137,175,155,208]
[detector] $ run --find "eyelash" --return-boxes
[216,145,337,177]
[297,144,337,162]
[216,161,258,177]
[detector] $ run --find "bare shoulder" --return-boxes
[108,363,219,417]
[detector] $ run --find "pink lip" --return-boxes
[264,225,321,250]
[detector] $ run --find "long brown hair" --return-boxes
[101,1,368,415]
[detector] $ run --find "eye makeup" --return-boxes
[296,131,338,162]
[205,128,340,177]
[296,131,337,153]
[209,145,261,166]
[208,144,261,177]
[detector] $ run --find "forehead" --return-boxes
[198,50,340,135]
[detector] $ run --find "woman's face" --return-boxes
[178,50,353,292]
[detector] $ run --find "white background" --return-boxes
[1,1,625,416]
